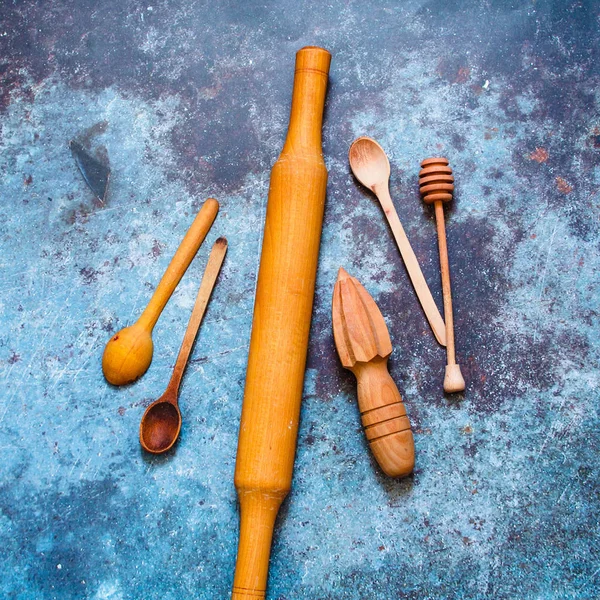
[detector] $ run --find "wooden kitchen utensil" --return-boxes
[139,237,227,454]
[102,198,219,386]
[419,158,465,393]
[332,268,415,477]
[349,137,447,347]
[231,46,331,600]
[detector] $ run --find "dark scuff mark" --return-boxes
[79,266,101,285]
[69,140,110,204]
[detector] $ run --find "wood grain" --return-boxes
[419,158,465,393]
[332,268,415,478]
[102,198,219,386]
[139,237,228,454]
[348,137,447,347]
[376,184,447,346]
[231,46,331,600]
[164,237,227,399]
[137,198,220,332]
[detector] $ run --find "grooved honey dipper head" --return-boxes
[419,157,454,204]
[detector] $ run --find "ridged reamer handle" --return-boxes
[355,359,415,478]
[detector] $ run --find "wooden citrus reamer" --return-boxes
[231,47,331,599]
[332,268,414,477]
[419,158,465,393]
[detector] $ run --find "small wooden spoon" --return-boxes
[139,237,227,454]
[349,137,446,347]
[102,198,218,386]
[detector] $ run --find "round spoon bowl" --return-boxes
[348,137,390,191]
[102,324,154,386]
[140,401,182,454]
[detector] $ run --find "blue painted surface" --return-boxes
[1,1,599,598]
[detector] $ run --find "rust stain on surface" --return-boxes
[455,67,471,83]
[484,127,499,140]
[556,177,573,194]
[529,147,549,163]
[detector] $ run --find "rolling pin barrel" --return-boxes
[232,46,331,599]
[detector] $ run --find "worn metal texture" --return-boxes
[1,1,598,598]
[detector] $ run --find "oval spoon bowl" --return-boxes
[348,136,390,191]
[140,401,182,454]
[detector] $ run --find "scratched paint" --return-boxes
[0,1,599,599]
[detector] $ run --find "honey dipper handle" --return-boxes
[434,200,465,393]
[137,198,219,331]
[434,201,456,363]
[354,359,415,478]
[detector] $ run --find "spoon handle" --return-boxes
[138,198,219,332]
[165,237,228,398]
[376,185,447,346]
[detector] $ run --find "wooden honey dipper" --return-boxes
[419,158,465,393]
[332,268,414,477]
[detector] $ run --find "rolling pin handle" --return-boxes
[231,489,285,599]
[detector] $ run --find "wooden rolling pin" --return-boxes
[332,268,414,477]
[232,46,331,600]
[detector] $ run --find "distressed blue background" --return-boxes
[1,1,599,598]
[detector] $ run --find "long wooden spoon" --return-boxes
[139,237,227,454]
[102,198,219,386]
[348,137,446,346]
